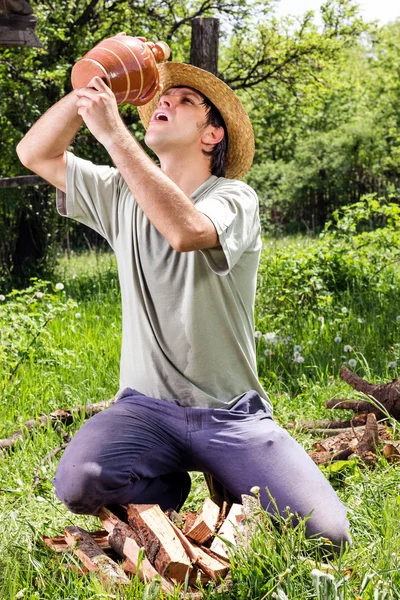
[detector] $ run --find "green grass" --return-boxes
[1,237,400,599]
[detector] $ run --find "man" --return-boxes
[17,60,350,548]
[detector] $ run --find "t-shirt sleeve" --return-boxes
[56,151,121,247]
[196,180,261,275]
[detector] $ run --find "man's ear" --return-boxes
[201,125,225,148]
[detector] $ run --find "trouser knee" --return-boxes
[306,514,352,552]
[53,459,104,514]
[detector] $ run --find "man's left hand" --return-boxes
[75,77,125,147]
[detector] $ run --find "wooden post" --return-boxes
[190,17,219,75]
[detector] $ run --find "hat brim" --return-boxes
[138,62,255,180]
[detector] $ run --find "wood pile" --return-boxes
[42,498,250,591]
[289,365,400,467]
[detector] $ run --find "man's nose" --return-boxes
[158,95,173,108]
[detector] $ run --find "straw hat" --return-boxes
[138,62,255,180]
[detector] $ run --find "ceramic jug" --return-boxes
[71,35,171,106]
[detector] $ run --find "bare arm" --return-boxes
[75,79,219,252]
[16,93,83,192]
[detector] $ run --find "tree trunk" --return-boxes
[190,17,219,75]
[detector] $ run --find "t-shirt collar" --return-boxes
[191,175,219,203]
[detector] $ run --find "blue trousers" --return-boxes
[53,389,351,547]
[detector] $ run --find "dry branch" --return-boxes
[326,366,400,421]
[288,416,367,430]
[0,398,114,450]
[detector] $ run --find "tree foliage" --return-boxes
[1,0,399,284]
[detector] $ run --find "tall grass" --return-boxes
[1,204,400,599]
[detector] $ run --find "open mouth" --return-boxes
[154,112,168,122]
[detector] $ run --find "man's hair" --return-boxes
[174,86,228,177]
[200,95,228,178]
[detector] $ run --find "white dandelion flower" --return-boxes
[254,330,262,340]
[388,362,396,369]
[358,317,365,324]
[264,349,272,357]
[344,345,352,352]
[293,344,302,353]
[294,355,305,363]
[264,332,279,346]
[35,291,44,299]
[75,312,81,319]
[334,336,342,343]
[250,485,260,495]
[348,358,357,368]
[0,294,5,301]
[341,307,348,314]
[55,282,64,291]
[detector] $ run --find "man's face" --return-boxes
[144,87,211,155]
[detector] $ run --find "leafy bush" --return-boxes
[0,278,77,395]
[256,195,400,322]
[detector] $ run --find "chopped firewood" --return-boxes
[184,498,220,544]
[99,507,174,592]
[189,566,211,586]
[183,510,197,534]
[64,525,130,586]
[168,519,229,582]
[43,530,110,553]
[326,365,400,421]
[210,504,244,560]
[127,504,192,582]
[194,545,229,579]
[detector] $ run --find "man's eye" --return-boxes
[182,97,193,104]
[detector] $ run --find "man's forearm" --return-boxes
[17,93,83,166]
[104,129,218,252]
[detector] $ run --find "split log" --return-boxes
[189,566,211,586]
[210,503,244,560]
[98,507,174,592]
[0,398,115,450]
[127,504,192,582]
[184,498,220,544]
[326,365,400,421]
[64,525,129,586]
[43,530,110,553]
[168,518,228,582]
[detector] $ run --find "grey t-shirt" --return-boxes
[57,152,271,410]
